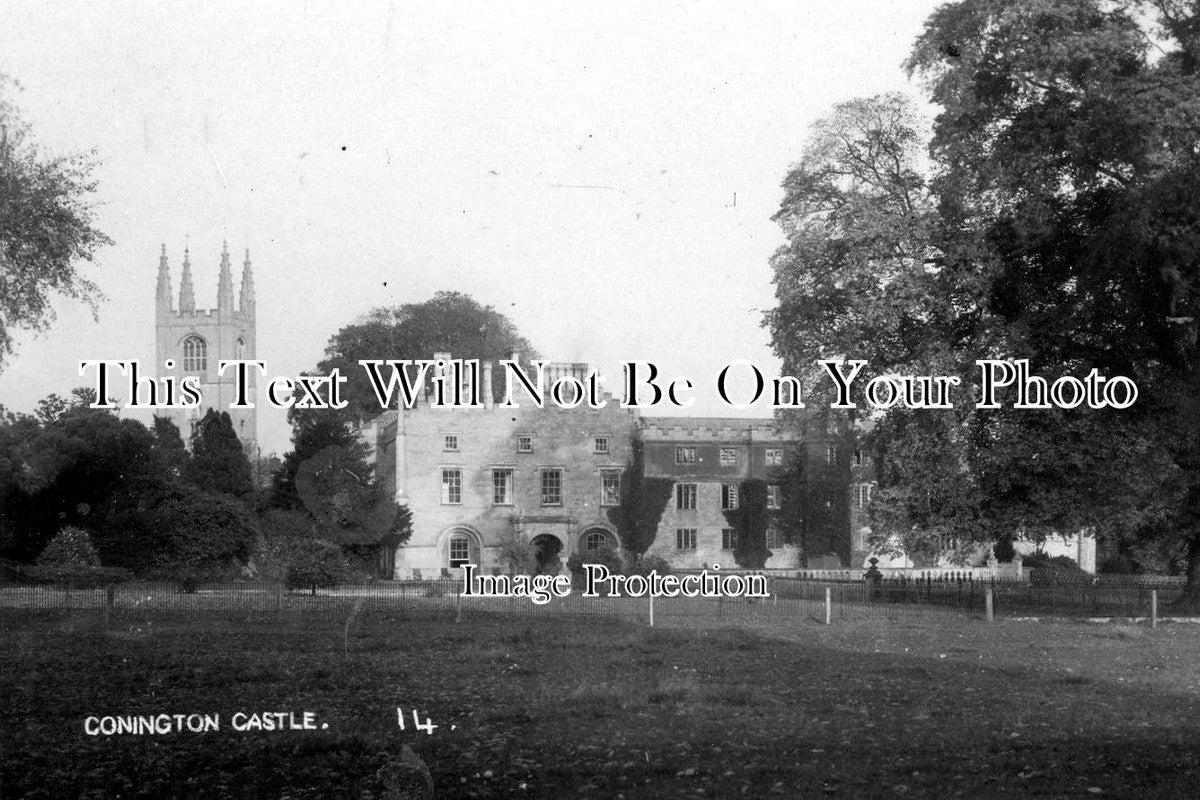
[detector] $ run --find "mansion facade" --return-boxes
[362,355,866,578]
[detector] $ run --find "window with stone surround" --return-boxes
[720,448,737,466]
[765,525,783,549]
[541,468,562,506]
[600,470,621,506]
[449,534,471,567]
[594,436,609,454]
[676,528,697,550]
[517,435,533,453]
[765,447,783,466]
[766,485,781,509]
[492,468,513,505]
[675,446,696,464]
[721,484,738,510]
[441,468,462,504]
[182,335,207,372]
[676,483,697,510]
[721,528,737,550]
[444,434,459,452]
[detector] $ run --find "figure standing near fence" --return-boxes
[864,558,883,601]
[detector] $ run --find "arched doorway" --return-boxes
[531,534,563,574]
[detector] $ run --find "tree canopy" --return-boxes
[186,410,253,499]
[311,291,540,423]
[769,0,1200,592]
[0,76,111,369]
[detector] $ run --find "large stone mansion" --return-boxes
[361,356,870,579]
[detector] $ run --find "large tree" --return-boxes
[769,1,1200,595]
[0,76,111,369]
[186,409,253,499]
[293,442,411,552]
[268,409,410,575]
[0,397,165,564]
[151,416,189,481]
[767,93,989,560]
[311,291,540,423]
[269,411,364,510]
[908,0,1200,596]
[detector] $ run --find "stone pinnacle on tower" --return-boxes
[155,243,174,314]
[179,246,196,313]
[239,247,255,315]
[217,240,235,312]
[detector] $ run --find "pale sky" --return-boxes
[0,0,942,454]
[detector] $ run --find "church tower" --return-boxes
[154,242,258,454]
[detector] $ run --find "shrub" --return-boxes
[1027,555,1090,586]
[1099,553,1139,575]
[285,539,350,594]
[497,531,537,576]
[628,554,671,576]
[38,526,101,568]
[1023,553,1083,571]
[147,487,257,589]
[567,546,625,589]
[253,509,318,582]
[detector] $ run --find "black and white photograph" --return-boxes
[2,1,1200,797]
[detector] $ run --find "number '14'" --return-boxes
[397,708,437,734]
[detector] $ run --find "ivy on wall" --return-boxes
[606,440,674,559]
[724,479,772,569]
[774,442,853,568]
[777,458,806,560]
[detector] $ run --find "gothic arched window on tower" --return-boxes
[236,337,246,358]
[182,335,207,372]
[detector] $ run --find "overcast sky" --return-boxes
[0,0,942,454]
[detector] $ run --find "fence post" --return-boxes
[824,586,832,625]
[103,584,114,632]
[1151,589,1158,629]
[648,592,654,627]
[985,588,994,623]
[455,580,463,624]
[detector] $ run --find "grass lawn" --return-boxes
[2,608,1199,798]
